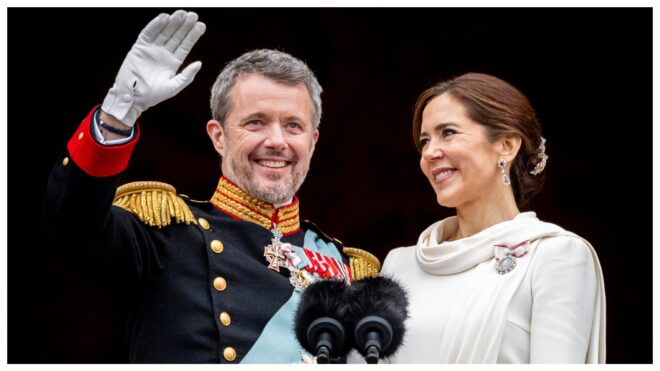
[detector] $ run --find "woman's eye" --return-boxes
[442,128,457,137]
[419,138,430,147]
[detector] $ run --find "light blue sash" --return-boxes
[240,229,342,363]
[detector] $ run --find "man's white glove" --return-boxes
[101,10,206,127]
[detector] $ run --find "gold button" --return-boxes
[220,312,231,326]
[223,347,236,362]
[62,157,69,166]
[213,277,227,291]
[210,240,224,254]
[77,132,84,140]
[198,218,210,229]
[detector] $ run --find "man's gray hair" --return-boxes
[210,49,323,129]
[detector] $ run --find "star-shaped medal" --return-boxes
[264,227,286,272]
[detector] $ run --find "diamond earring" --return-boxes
[497,159,510,186]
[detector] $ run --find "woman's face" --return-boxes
[418,93,503,209]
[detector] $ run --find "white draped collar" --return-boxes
[416,212,565,275]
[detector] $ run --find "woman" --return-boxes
[381,73,605,363]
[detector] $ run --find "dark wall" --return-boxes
[8,8,651,363]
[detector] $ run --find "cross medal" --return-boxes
[264,226,287,272]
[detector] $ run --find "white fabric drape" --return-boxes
[379,212,606,363]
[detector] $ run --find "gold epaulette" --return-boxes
[343,247,381,280]
[113,181,197,228]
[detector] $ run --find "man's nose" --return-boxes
[264,123,287,150]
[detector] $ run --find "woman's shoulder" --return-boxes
[383,245,415,265]
[386,245,416,256]
[528,230,600,297]
[526,215,593,254]
[533,231,595,266]
[381,245,417,275]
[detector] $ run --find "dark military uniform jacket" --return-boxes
[45,107,374,363]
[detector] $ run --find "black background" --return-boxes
[8,7,652,363]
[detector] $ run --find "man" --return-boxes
[45,10,378,363]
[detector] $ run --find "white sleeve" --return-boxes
[529,236,597,363]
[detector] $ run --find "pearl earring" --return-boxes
[497,159,511,186]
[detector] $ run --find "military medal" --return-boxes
[289,268,319,292]
[286,250,323,291]
[264,226,287,272]
[300,350,317,364]
[289,269,307,291]
[264,224,351,291]
[493,240,529,275]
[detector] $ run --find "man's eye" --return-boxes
[246,120,262,126]
[287,122,302,130]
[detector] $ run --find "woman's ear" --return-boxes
[498,134,522,162]
[206,119,225,157]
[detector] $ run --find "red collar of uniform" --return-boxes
[210,176,301,235]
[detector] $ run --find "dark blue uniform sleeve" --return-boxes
[45,120,166,303]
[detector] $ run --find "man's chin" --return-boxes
[249,178,294,203]
[253,173,285,188]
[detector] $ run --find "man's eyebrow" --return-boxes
[242,112,269,121]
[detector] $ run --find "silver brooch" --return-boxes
[493,240,529,275]
[495,254,517,275]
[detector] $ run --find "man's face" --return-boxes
[212,73,319,204]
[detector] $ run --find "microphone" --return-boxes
[346,276,409,363]
[294,279,352,363]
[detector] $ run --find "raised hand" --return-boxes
[101,10,206,127]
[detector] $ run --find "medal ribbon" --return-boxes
[280,244,301,266]
[300,247,350,281]
[493,240,530,260]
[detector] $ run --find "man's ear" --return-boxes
[207,119,225,157]
[310,129,319,152]
[498,134,522,162]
